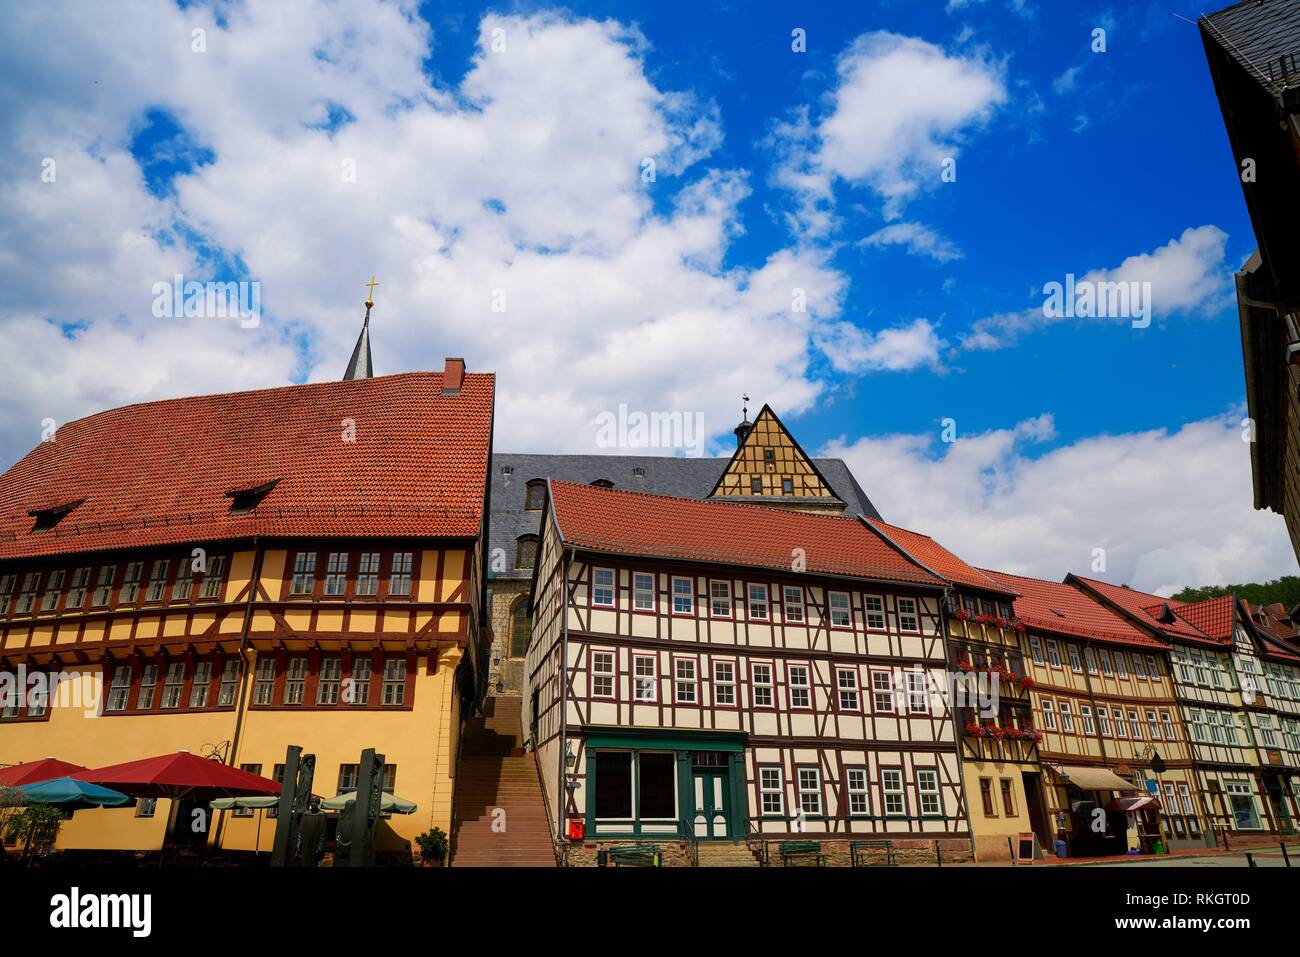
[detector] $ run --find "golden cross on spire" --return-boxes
[364,274,380,307]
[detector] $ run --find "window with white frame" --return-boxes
[633,572,655,611]
[1029,636,1044,665]
[788,664,812,709]
[199,556,226,599]
[845,767,870,816]
[15,573,40,614]
[356,552,380,596]
[217,658,239,707]
[1161,711,1175,740]
[836,667,860,711]
[39,570,65,611]
[829,591,851,628]
[906,670,928,713]
[253,657,275,705]
[712,659,735,706]
[1099,649,1113,676]
[1145,655,1159,678]
[118,562,143,603]
[1047,640,1062,668]
[797,767,823,816]
[1128,709,1143,740]
[106,666,131,711]
[747,583,769,620]
[291,552,316,595]
[592,568,616,608]
[671,577,693,615]
[782,585,804,623]
[1084,647,1097,675]
[171,561,194,602]
[1041,700,1057,731]
[1132,654,1147,678]
[145,561,169,602]
[324,552,349,596]
[872,671,894,713]
[160,661,186,709]
[709,580,732,618]
[1146,709,1162,740]
[1067,645,1083,673]
[917,768,941,816]
[0,574,15,617]
[591,650,615,698]
[91,565,116,607]
[759,766,784,815]
[674,658,697,704]
[317,656,342,705]
[1059,701,1075,733]
[632,654,656,702]
[388,552,413,596]
[1114,652,1128,677]
[897,597,919,633]
[1113,709,1128,738]
[350,657,371,706]
[65,567,90,609]
[188,660,212,708]
[752,662,774,707]
[1080,705,1095,734]
[284,656,307,705]
[381,657,406,705]
[864,595,885,630]
[882,769,906,816]
[1097,707,1111,736]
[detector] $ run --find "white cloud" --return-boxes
[963,225,1233,350]
[825,412,1297,595]
[859,222,964,262]
[1053,65,1082,94]
[814,318,945,374]
[769,31,1006,231]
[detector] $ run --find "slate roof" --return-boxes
[980,569,1164,648]
[488,452,881,581]
[0,371,494,560]
[543,481,940,586]
[1202,0,1300,95]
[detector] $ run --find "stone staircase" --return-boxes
[449,696,556,867]
[696,841,762,867]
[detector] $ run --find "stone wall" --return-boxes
[486,579,529,696]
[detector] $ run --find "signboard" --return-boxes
[1145,779,1159,795]
[1016,832,1036,863]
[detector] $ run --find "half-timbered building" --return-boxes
[0,362,494,857]
[522,480,975,865]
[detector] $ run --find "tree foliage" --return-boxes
[1170,576,1300,609]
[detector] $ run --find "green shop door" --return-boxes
[691,753,730,839]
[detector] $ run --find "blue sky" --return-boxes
[0,0,1290,592]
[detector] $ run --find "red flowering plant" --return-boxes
[957,658,974,673]
[1017,674,1034,689]
[1012,621,1027,634]
[955,607,972,622]
[963,723,988,738]
[987,726,1007,740]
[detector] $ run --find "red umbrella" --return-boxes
[77,750,282,800]
[0,758,87,788]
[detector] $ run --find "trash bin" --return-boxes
[1054,838,1068,858]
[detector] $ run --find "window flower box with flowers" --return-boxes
[954,658,1033,690]
[963,723,1042,745]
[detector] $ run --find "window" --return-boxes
[592,568,616,608]
[39,570,65,611]
[591,650,615,699]
[513,536,538,570]
[15,573,39,613]
[1132,654,1147,678]
[632,654,656,702]
[91,566,116,606]
[284,656,307,705]
[797,767,823,816]
[356,552,380,595]
[136,798,157,819]
[509,599,531,658]
[906,671,929,713]
[1113,709,1128,738]
[674,658,698,704]
[1115,652,1128,677]
[747,583,768,621]
[524,480,546,511]
[713,659,735,706]
[317,656,342,705]
[106,666,131,712]
[324,553,349,596]
[1080,705,1095,735]
[829,591,851,628]
[864,595,885,630]
[253,657,275,705]
[836,667,860,711]
[882,769,906,816]
[897,597,919,633]
[709,580,731,618]
[1041,700,1057,731]
[1097,708,1111,736]
[171,560,194,602]
[388,552,413,596]
[337,765,359,795]
[217,658,239,707]
[60,568,86,611]
[633,573,655,611]
[751,662,774,708]
[1128,709,1143,741]
[133,662,157,709]
[671,577,693,615]
[1084,647,1097,675]
[0,574,14,616]
[1226,780,1261,829]
[980,778,996,817]
[291,552,316,595]
[759,766,784,815]
[846,767,870,816]
[189,661,212,708]
[764,448,775,464]
[788,664,811,709]
[350,657,371,706]
[120,562,143,603]
[1029,636,1044,665]
[1146,709,1162,740]
[639,752,676,820]
[1145,656,1159,677]
[200,556,226,599]
[750,477,762,493]
[1099,649,1113,676]
[381,657,406,705]
[1046,641,1061,668]
[782,478,793,494]
[783,586,804,623]
[1059,701,1074,733]
[917,769,941,816]
[1161,711,1175,740]
[232,765,262,816]
[161,661,186,709]
[995,779,1013,817]
[872,671,894,713]
[145,561,170,602]
[1067,645,1083,673]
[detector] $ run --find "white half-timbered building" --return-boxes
[522,480,974,865]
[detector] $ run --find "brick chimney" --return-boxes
[443,357,465,395]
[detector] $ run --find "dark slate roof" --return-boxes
[488,453,881,581]
[1202,0,1300,95]
[343,312,373,380]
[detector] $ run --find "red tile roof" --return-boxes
[547,482,945,586]
[864,518,1015,595]
[1069,576,1224,646]
[1244,602,1300,662]
[0,371,494,559]
[1164,595,1235,641]
[979,569,1164,648]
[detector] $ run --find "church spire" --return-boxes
[343,275,378,381]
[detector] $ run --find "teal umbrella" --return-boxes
[17,777,131,809]
[320,792,417,814]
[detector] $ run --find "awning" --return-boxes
[1108,796,1161,813]
[1057,766,1140,791]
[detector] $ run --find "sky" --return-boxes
[0,0,1292,596]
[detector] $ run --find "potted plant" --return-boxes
[415,827,448,867]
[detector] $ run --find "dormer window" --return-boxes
[28,499,83,532]
[226,479,279,514]
[590,479,614,489]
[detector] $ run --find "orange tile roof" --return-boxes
[864,518,1015,595]
[0,371,494,559]
[1244,602,1300,662]
[547,482,945,586]
[1164,595,1235,641]
[979,569,1164,648]
[1069,576,1224,646]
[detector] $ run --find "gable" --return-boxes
[708,405,842,508]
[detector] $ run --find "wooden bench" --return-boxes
[608,843,661,867]
[779,840,826,867]
[850,840,896,867]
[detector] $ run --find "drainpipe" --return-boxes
[1080,642,1109,766]
[556,547,572,857]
